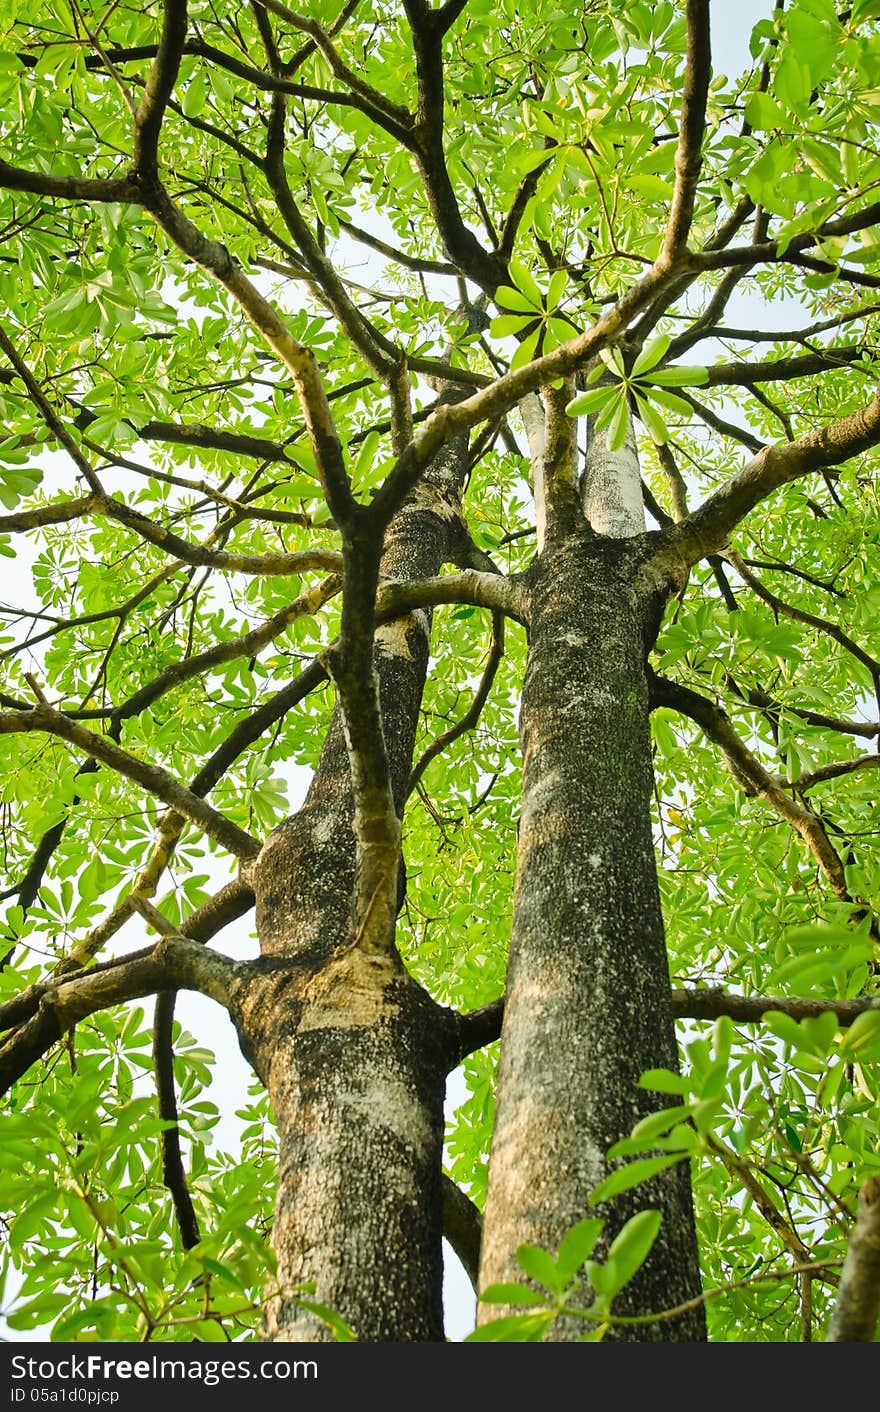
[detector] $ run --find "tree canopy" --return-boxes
[1,0,880,1344]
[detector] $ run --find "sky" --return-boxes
[2,0,781,1344]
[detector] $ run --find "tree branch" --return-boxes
[369,255,682,526]
[451,998,504,1065]
[258,0,415,134]
[376,568,528,628]
[154,989,201,1250]
[692,200,880,275]
[403,0,504,291]
[0,489,341,582]
[0,159,138,204]
[132,0,188,175]
[449,985,880,1073]
[262,98,402,378]
[337,217,457,276]
[87,497,340,577]
[0,152,685,527]
[0,935,240,1096]
[725,548,880,686]
[102,574,339,724]
[0,328,104,495]
[706,346,872,389]
[649,672,850,899]
[662,0,711,262]
[672,989,880,1026]
[705,1133,827,1273]
[49,659,320,975]
[0,706,260,861]
[721,670,880,742]
[0,759,98,920]
[441,1173,482,1293]
[408,611,503,794]
[325,544,401,955]
[795,755,880,791]
[675,390,765,454]
[667,388,880,565]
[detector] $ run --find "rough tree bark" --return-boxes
[478,394,705,1339]
[242,401,474,1341]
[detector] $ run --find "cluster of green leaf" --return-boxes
[0,1008,279,1341]
[470,1209,664,1342]
[565,335,709,450]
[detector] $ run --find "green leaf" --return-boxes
[355,429,381,476]
[631,333,671,377]
[479,1282,549,1307]
[642,364,709,387]
[490,312,536,338]
[605,393,630,450]
[599,345,626,377]
[633,392,669,444]
[507,258,545,309]
[638,1069,690,1095]
[763,1010,813,1050]
[466,1311,555,1342]
[775,48,812,114]
[590,1155,684,1204]
[800,1012,839,1054]
[744,91,786,130]
[51,1302,118,1341]
[517,1241,563,1293]
[783,922,860,951]
[181,69,207,118]
[608,1103,695,1157]
[10,1190,58,1251]
[494,284,541,315]
[289,443,318,477]
[565,385,618,417]
[65,1191,97,1240]
[6,1291,71,1332]
[839,1010,880,1061]
[546,268,568,310]
[602,1209,663,1297]
[510,324,542,370]
[556,1217,604,1280]
[190,1319,229,1342]
[510,146,555,177]
[628,173,675,200]
[576,1324,609,1342]
[296,1298,356,1341]
[642,385,693,418]
[763,1009,840,1058]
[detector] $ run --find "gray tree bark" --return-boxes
[478,434,705,1338]
[241,416,472,1341]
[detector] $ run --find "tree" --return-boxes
[1,0,880,1345]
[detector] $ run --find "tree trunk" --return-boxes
[242,421,471,1340]
[478,530,705,1340]
[239,948,453,1341]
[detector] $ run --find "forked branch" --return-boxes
[0,935,240,1096]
